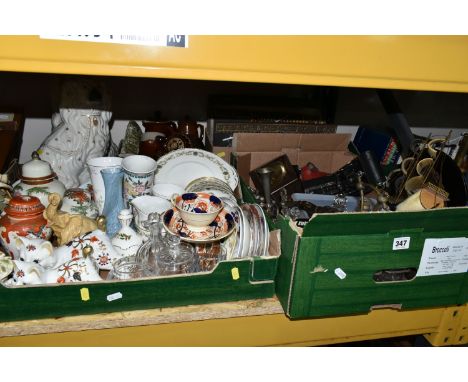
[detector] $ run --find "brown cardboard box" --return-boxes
[230,133,354,185]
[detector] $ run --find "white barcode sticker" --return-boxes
[40,35,188,48]
[393,237,411,250]
[107,292,123,302]
[334,268,347,280]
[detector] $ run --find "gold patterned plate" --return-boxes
[154,149,239,191]
[163,207,236,243]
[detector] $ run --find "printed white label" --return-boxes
[416,237,468,277]
[393,237,411,250]
[106,292,123,302]
[40,35,188,48]
[334,268,347,280]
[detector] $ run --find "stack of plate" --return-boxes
[223,203,269,260]
[185,176,237,205]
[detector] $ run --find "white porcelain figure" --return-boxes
[12,152,66,207]
[11,229,122,272]
[87,156,123,214]
[38,108,113,189]
[111,209,143,257]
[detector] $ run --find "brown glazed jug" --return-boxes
[140,120,179,159]
[177,119,204,142]
[142,120,177,137]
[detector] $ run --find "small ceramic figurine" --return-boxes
[111,209,143,257]
[12,229,121,272]
[12,151,66,207]
[9,256,101,285]
[43,193,104,246]
[64,229,122,271]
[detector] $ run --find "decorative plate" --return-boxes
[249,204,270,257]
[154,149,239,191]
[163,207,236,243]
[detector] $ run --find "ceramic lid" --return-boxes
[5,195,45,218]
[21,152,54,179]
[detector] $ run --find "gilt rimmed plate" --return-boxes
[155,149,239,191]
[163,207,236,243]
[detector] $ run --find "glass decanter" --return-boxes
[136,212,199,276]
[136,212,163,275]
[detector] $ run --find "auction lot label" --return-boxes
[416,237,468,277]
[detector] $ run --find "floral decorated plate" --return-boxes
[154,149,239,191]
[163,207,236,243]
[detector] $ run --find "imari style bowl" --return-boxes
[163,207,235,243]
[172,192,223,227]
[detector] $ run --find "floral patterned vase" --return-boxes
[111,209,143,258]
[101,167,125,238]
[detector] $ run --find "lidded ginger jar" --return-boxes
[13,151,66,207]
[0,194,52,259]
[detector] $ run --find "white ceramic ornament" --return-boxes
[11,229,121,272]
[38,108,113,189]
[10,257,101,285]
[111,209,143,257]
[12,151,66,207]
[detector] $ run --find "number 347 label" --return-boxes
[393,237,411,250]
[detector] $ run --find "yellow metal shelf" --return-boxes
[0,298,466,346]
[0,35,467,346]
[1,36,468,92]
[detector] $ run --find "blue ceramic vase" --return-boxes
[101,167,125,238]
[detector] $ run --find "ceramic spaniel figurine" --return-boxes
[37,78,115,188]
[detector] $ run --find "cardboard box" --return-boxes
[274,209,468,319]
[231,133,354,186]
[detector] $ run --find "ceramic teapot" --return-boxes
[13,151,66,207]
